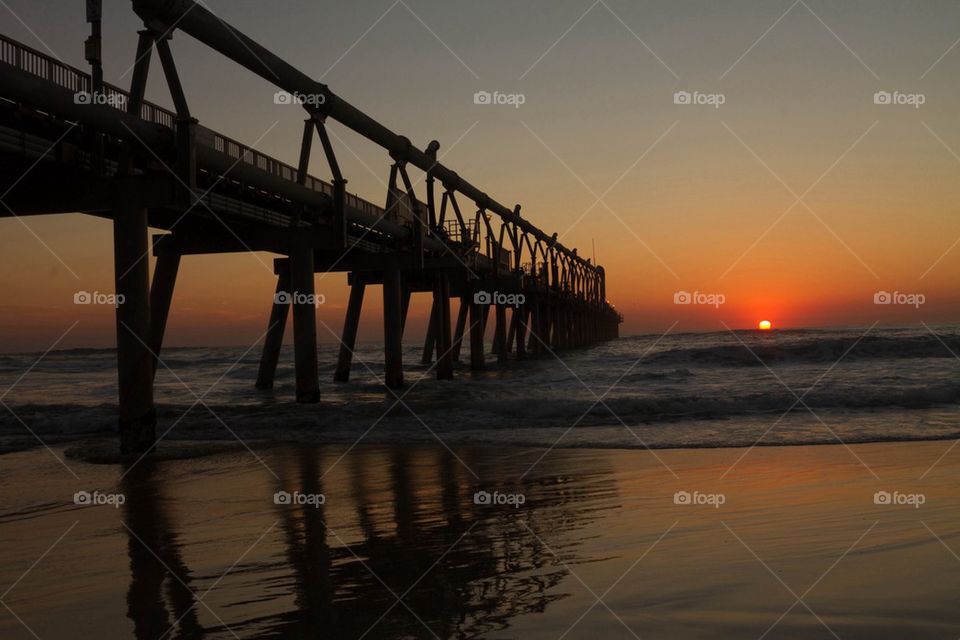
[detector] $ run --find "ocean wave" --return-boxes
[620,368,694,382]
[3,379,959,439]
[4,404,960,455]
[646,334,960,366]
[2,330,958,451]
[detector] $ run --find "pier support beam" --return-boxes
[540,301,552,353]
[383,260,404,388]
[527,301,542,355]
[334,275,366,382]
[290,246,320,402]
[451,295,468,362]
[114,184,155,454]
[400,287,412,338]
[255,266,290,389]
[420,295,438,365]
[434,274,453,380]
[506,308,517,354]
[469,296,485,371]
[493,304,507,362]
[149,244,180,377]
[514,306,527,360]
[556,306,564,350]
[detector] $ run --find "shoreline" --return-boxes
[1,428,958,463]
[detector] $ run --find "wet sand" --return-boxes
[0,440,958,639]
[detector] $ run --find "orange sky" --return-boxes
[1,0,959,350]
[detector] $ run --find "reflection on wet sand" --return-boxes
[122,461,203,639]
[121,447,619,639]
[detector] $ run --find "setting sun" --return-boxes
[758,320,772,331]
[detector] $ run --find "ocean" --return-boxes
[1,325,959,451]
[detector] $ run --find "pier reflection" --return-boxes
[122,447,619,639]
[122,461,203,640]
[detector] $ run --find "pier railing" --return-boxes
[0,32,385,222]
[1,29,610,302]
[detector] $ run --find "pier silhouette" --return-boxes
[0,0,622,453]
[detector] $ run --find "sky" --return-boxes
[1,0,960,350]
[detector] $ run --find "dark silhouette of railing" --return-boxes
[0,32,385,222]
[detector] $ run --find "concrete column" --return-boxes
[149,246,180,378]
[541,301,553,352]
[400,287,411,338]
[114,184,155,453]
[469,296,486,371]
[451,295,469,362]
[255,266,290,389]
[334,275,366,383]
[527,301,541,355]
[551,303,561,350]
[515,305,527,360]
[494,304,507,362]
[383,261,404,388]
[435,274,453,380]
[506,307,518,354]
[290,245,319,402]
[420,294,438,365]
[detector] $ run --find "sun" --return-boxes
[758,320,772,331]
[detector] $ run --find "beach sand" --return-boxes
[0,439,958,639]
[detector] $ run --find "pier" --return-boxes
[0,0,622,453]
